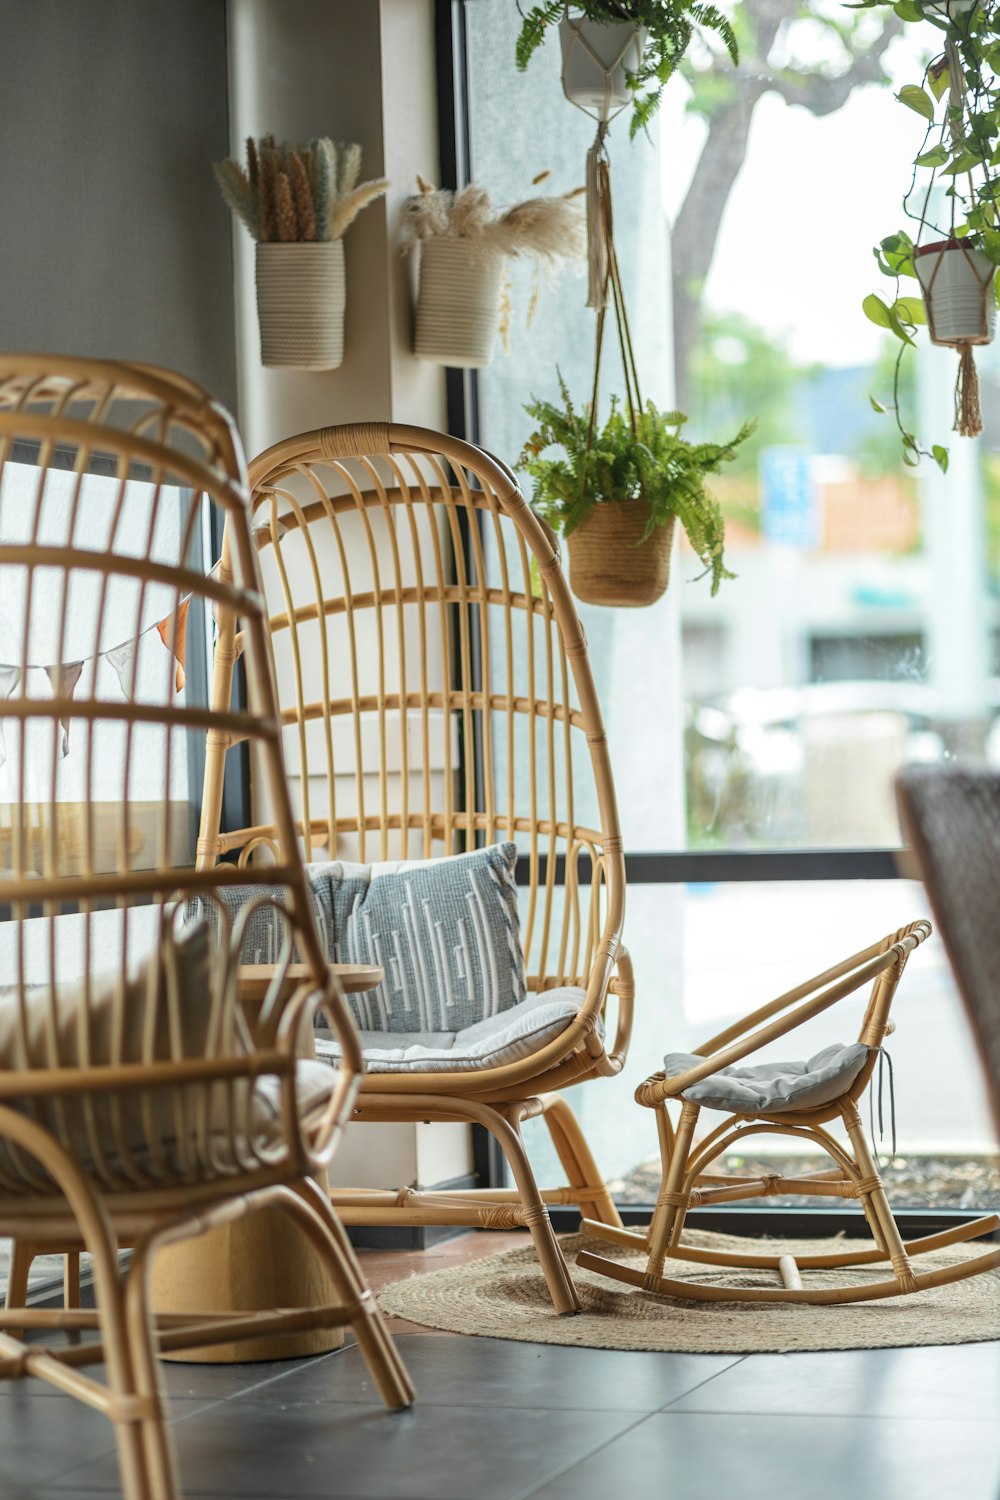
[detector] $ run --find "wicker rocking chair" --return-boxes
[199,421,632,1315]
[0,359,412,1500]
[578,918,1000,1303]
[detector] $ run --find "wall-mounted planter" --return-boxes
[566,500,675,608]
[914,239,996,347]
[414,238,504,368]
[255,240,346,370]
[559,17,645,117]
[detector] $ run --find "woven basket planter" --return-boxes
[566,500,675,608]
[255,240,346,370]
[914,240,996,347]
[414,239,504,368]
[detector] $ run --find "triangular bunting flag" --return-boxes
[44,661,85,759]
[156,598,189,694]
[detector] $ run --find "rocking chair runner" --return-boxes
[578,919,1000,1303]
[0,358,412,1500]
[199,421,632,1315]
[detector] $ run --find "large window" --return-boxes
[460,0,999,1211]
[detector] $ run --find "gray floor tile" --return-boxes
[519,1410,1000,1500]
[667,1340,1000,1421]
[0,1393,201,1492]
[274,1333,742,1412]
[54,1400,641,1499]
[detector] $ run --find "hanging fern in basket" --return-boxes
[519,373,753,596]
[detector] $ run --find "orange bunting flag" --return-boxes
[156,598,189,694]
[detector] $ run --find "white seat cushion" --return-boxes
[0,921,339,1181]
[661,1042,871,1114]
[315,987,591,1073]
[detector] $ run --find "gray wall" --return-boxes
[0,1,236,411]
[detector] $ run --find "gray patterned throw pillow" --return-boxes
[310,843,526,1034]
[189,844,526,1035]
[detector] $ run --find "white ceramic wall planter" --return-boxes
[915,240,996,345]
[558,17,645,116]
[414,238,504,368]
[255,240,346,370]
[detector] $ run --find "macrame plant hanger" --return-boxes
[560,13,645,460]
[919,37,995,437]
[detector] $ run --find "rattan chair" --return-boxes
[199,421,632,1315]
[577,918,1000,1302]
[0,358,412,1500]
[897,764,1000,1136]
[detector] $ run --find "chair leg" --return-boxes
[841,1102,918,1292]
[539,1092,622,1228]
[645,1102,699,1282]
[86,1221,168,1500]
[290,1179,415,1409]
[64,1251,81,1308]
[122,1239,182,1500]
[4,1241,33,1342]
[496,1103,580,1315]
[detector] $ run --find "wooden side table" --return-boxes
[151,963,382,1363]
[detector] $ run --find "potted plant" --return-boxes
[400,175,585,368]
[214,136,388,370]
[515,1,738,136]
[861,0,1000,462]
[518,374,753,605]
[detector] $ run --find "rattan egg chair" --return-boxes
[577,918,1000,1303]
[0,359,412,1500]
[199,421,633,1315]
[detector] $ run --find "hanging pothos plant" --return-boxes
[515,0,738,137]
[861,0,1000,469]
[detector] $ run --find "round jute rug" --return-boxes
[378,1230,1000,1354]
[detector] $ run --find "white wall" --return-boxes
[227,0,469,1191]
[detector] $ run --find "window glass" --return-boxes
[466,1,999,853]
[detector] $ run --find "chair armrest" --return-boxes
[603,948,635,1072]
[635,924,930,1109]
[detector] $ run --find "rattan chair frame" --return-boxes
[200,421,633,1315]
[896,765,1000,1137]
[578,919,1000,1302]
[0,358,412,1500]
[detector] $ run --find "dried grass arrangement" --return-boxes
[213,136,388,373]
[214,136,388,243]
[400,173,585,264]
[403,173,585,368]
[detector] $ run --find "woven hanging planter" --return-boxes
[255,240,346,370]
[566,501,675,608]
[559,17,645,116]
[915,239,996,437]
[414,238,504,368]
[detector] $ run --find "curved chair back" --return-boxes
[204,421,625,1005]
[0,356,359,1193]
[896,764,1000,1135]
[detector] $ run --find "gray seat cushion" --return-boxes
[315,986,590,1074]
[661,1042,871,1114]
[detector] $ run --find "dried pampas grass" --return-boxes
[400,176,585,266]
[214,136,388,243]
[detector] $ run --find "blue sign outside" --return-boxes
[759,447,819,548]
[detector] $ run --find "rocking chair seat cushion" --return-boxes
[314,986,591,1073]
[662,1041,871,1115]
